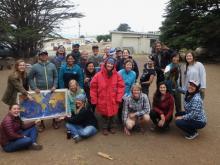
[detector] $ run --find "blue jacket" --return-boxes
[59,63,83,88]
[28,62,58,90]
[118,69,136,97]
[183,93,207,123]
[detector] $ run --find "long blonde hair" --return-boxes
[13,59,27,79]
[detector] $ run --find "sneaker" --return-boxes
[185,132,199,140]
[73,136,82,143]
[30,143,43,150]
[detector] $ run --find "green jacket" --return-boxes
[2,73,28,105]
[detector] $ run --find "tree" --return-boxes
[116,23,131,32]
[96,34,111,42]
[0,0,84,58]
[160,0,220,57]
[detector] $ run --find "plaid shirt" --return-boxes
[122,93,150,124]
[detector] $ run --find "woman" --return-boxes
[164,52,182,112]
[150,82,174,130]
[51,45,66,72]
[84,62,97,112]
[59,54,84,89]
[118,59,136,122]
[51,45,66,88]
[2,59,32,106]
[116,49,139,79]
[67,79,85,115]
[63,94,98,143]
[184,51,206,99]
[175,80,207,140]
[140,56,156,95]
[90,57,125,135]
[0,104,42,152]
[123,84,151,136]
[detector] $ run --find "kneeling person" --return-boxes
[123,84,151,135]
[63,94,98,143]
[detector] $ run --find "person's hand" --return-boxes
[57,116,65,121]
[27,94,34,101]
[175,116,183,120]
[35,119,41,125]
[124,127,131,136]
[158,119,165,127]
[51,86,56,93]
[84,77,90,83]
[128,113,136,119]
[35,88,40,94]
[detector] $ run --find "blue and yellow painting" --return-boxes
[18,89,67,121]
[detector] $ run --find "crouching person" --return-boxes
[61,94,98,143]
[175,80,207,140]
[123,84,151,136]
[0,104,42,152]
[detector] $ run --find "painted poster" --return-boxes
[17,89,67,121]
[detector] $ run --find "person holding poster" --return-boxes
[0,104,42,152]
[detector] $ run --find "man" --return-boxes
[62,94,98,143]
[152,41,172,86]
[28,50,58,131]
[79,50,89,71]
[88,45,103,68]
[71,43,81,65]
[123,84,151,136]
[115,48,123,61]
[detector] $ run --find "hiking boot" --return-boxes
[52,119,60,129]
[30,143,43,150]
[109,128,116,134]
[185,132,199,140]
[102,128,109,136]
[37,121,45,132]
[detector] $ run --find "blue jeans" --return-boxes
[3,126,38,152]
[65,123,97,138]
[175,119,206,135]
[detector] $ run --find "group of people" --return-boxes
[0,41,207,152]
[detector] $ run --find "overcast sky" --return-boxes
[58,0,169,38]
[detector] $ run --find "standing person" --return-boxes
[70,43,81,65]
[118,59,136,122]
[59,54,84,89]
[88,45,103,69]
[79,50,89,72]
[116,49,139,79]
[60,94,98,143]
[2,59,33,106]
[28,50,58,131]
[67,79,85,115]
[50,45,66,88]
[139,56,156,95]
[50,45,66,73]
[152,41,172,86]
[183,51,206,99]
[115,48,123,61]
[150,82,174,130]
[175,80,207,140]
[164,52,182,112]
[102,46,111,61]
[90,57,125,135]
[123,84,151,136]
[0,104,42,152]
[84,62,97,112]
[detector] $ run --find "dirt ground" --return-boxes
[0,55,219,165]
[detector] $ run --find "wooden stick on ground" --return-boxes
[97,152,113,160]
